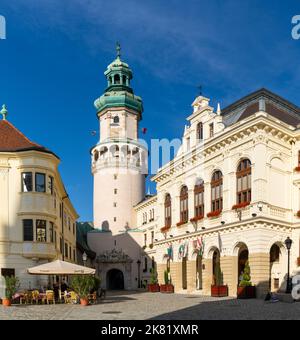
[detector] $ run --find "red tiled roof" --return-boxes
[0,120,58,157]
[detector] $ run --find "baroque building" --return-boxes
[0,106,78,296]
[88,48,300,297]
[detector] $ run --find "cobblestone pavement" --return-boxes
[1,291,300,320]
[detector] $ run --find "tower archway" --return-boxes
[106,269,124,290]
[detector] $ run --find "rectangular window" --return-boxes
[114,189,117,194]
[68,217,71,231]
[54,230,57,249]
[36,220,47,242]
[65,243,68,258]
[209,123,214,137]
[23,219,33,241]
[1,268,15,277]
[144,233,147,246]
[35,173,46,192]
[22,172,33,192]
[73,249,76,262]
[60,237,63,253]
[69,246,72,259]
[73,223,75,235]
[151,231,154,244]
[48,176,54,195]
[114,174,118,180]
[113,202,117,207]
[114,217,117,222]
[49,222,54,243]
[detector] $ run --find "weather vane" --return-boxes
[116,42,121,58]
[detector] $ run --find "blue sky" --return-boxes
[0,0,300,222]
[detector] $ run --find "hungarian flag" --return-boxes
[141,127,147,134]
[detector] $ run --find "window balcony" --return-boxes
[19,193,56,217]
[22,242,56,260]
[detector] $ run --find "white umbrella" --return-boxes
[27,260,95,275]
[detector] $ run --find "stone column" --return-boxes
[187,259,196,293]
[202,258,212,295]
[249,252,270,298]
[220,255,237,296]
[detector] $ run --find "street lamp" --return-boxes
[82,251,87,267]
[137,260,141,288]
[284,237,293,294]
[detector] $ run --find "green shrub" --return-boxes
[239,260,252,287]
[214,262,224,286]
[4,276,19,299]
[150,268,158,285]
[70,275,95,298]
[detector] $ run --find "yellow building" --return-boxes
[0,106,78,295]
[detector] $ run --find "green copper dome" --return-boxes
[94,43,143,119]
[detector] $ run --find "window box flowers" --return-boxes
[232,201,250,210]
[297,211,300,218]
[176,221,187,227]
[190,215,204,223]
[160,226,171,233]
[297,257,300,267]
[207,210,222,218]
[294,166,300,172]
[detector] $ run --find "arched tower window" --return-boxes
[236,159,251,204]
[180,186,189,223]
[165,194,172,228]
[211,171,223,212]
[194,180,204,217]
[122,75,127,85]
[196,122,203,141]
[94,150,99,162]
[114,74,120,84]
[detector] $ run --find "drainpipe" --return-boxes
[61,195,69,261]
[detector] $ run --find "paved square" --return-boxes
[1,291,300,320]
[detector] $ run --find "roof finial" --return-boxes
[116,41,121,59]
[0,104,8,120]
[197,85,203,96]
[217,102,221,115]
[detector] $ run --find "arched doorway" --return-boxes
[182,257,187,290]
[106,269,124,290]
[269,243,284,292]
[196,254,203,290]
[238,247,249,284]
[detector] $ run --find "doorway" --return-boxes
[106,269,124,290]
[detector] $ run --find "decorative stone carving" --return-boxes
[96,249,133,263]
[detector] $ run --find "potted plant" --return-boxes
[147,268,160,292]
[160,268,174,293]
[211,263,228,297]
[237,260,256,299]
[2,276,19,307]
[70,275,95,306]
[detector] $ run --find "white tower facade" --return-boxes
[92,46,147,235]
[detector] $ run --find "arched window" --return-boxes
[94,150,99,162]
[122,75,127,85]
[180,186,189,223]
[236,159,251,204]
[165,194,172,228]
[113,116,119,124]
[196,122,203,141]
[114,74,120,84]
[211,171,223,212]
[194,180,204,217]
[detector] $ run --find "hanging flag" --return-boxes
[91,130,97,136]
[141,127,147,134]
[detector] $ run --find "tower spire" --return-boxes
[116,41,121,59]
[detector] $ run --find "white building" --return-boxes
[88,48,300,298]
[0,106,78,297]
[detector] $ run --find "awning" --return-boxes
[27,260,95,275]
